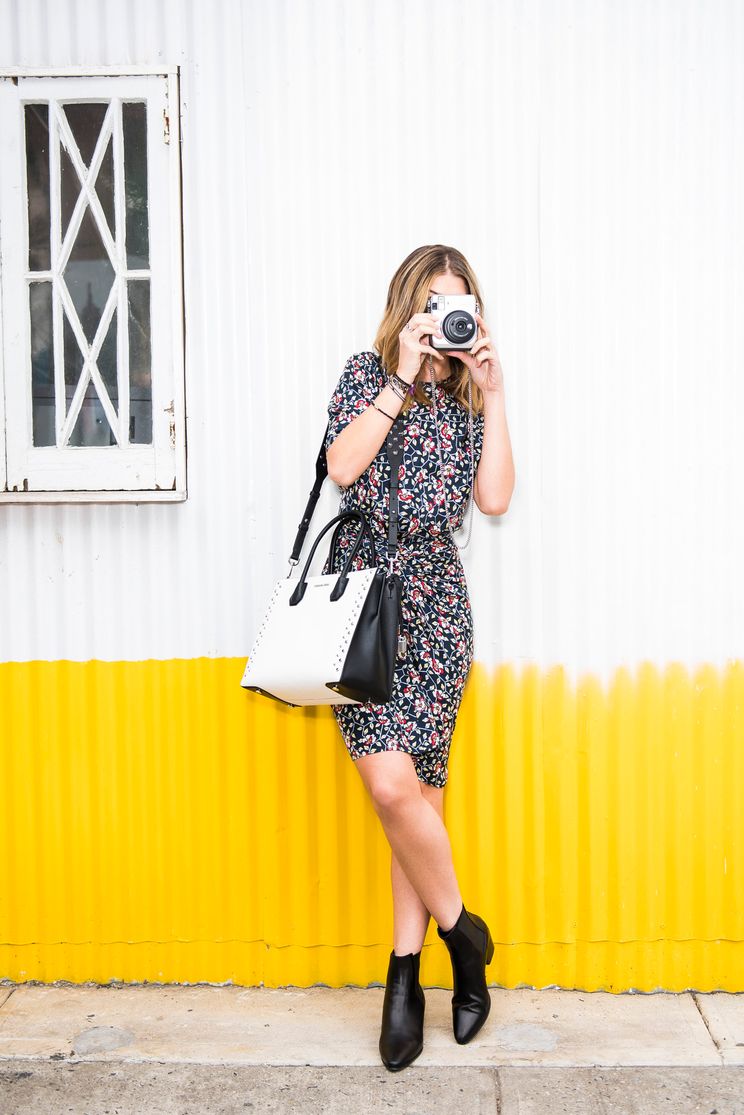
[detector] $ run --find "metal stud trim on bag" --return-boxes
[332,580,371,673]
[245,583,282,665]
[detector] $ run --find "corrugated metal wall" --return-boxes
[1,0,743,990]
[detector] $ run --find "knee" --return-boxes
[366,774,417,818]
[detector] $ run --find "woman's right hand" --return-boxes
[396,313,443,382]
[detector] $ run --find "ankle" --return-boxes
[393,944,423,957]
[438,901,464,935]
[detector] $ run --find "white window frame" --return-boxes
[0,66,186,503]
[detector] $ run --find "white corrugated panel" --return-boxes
[0,0,742,684]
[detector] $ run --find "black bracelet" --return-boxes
[372,402,395,421]
[386,377,407,401]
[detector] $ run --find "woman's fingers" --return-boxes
[397,313,444,375]
[402,312,442,336]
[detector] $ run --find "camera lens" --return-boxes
[442,310,476,345]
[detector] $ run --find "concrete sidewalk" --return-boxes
[1,982,743,1113]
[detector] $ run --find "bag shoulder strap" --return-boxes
[288,423,330,565]
[288,416,404,567]
[385,418,404,562]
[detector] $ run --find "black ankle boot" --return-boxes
[378,949,425,1071]
[437,903,495,1044]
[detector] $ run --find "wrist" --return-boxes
[387,371,416,401]
[393,366,418,386]
[379,384,404,411]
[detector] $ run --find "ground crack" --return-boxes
[692,992,724,1065]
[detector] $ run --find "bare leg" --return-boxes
[354,751,463,933]
[390,782,447,954]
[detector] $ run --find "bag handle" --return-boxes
[289,510,376,605]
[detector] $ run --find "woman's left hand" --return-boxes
[444,312,503,394]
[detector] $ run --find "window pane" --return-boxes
[99,307,118,405]
[60,142,79,242]
[60,103,114,241]
[128,279,152,443]
[63,305,83,391]
[63,207,115,344]
[63,102,107,167]
[29,282,55,446]
[95,135,115,237]
[64,311,116,447]
[25,104,51,271]
[122,102,149,269]
[69,389,117,447]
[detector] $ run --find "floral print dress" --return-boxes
[323,350,485,788]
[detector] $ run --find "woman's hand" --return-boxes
[444,312,503,394]
[397,313,441,382]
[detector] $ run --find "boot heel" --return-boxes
[468,911,494,964]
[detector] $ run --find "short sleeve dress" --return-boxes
[323,350,485,789]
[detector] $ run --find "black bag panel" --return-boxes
[338,569,402,704]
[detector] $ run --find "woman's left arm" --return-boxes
[445,312,515,517]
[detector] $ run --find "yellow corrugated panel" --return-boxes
[1,657,743,990]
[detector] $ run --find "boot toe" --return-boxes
[453,1001,491,1044]
[379,1035,424,1070]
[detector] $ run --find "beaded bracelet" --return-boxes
[386,374,411,401]
[389,371,415,398]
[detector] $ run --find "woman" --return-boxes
[324,244,515,1071]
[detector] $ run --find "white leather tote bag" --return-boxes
[240,420,405,707]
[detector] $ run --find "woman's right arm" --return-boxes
[326,313,440,488]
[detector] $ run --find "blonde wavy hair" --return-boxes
[372,244,486,416]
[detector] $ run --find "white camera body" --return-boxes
[426,293,480,350]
